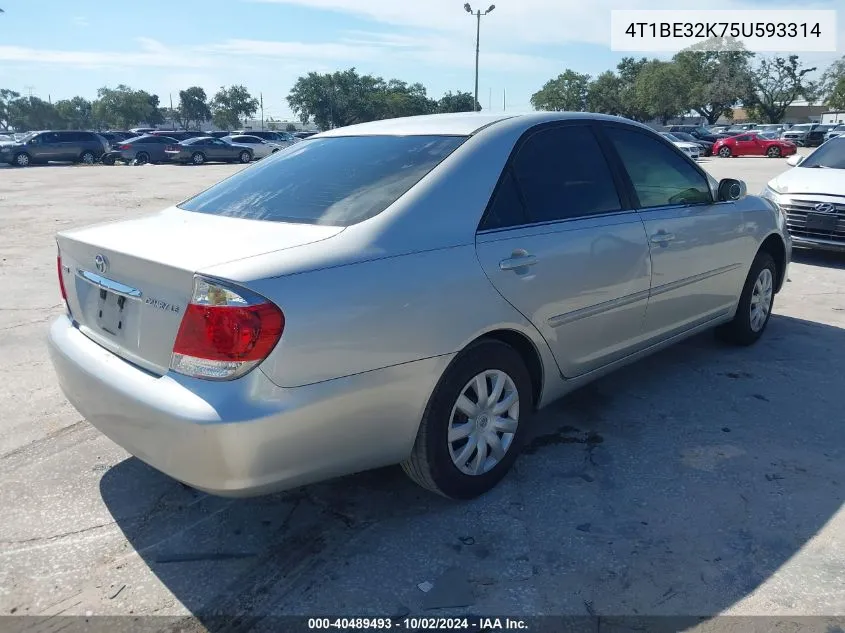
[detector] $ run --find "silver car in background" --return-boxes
[222,134,283,159]
[48,112,791,500]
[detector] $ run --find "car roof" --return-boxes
[314,111,648,138]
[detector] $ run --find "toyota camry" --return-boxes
[48,112,791,499]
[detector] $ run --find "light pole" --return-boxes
[464,3,495,112]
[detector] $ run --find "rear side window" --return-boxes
[604,126,712,208]
[480,169,528,231]
[511,125,622,223]
[179,135,466,226]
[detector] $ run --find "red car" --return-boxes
[713,132,797,158]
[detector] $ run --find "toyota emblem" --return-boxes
[814,203,836,214]
[94,254,108,274]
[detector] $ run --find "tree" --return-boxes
[530,70,591,112]
[285,122,297,132]
[7,96,63,130]
[0,88,20,130]
[615,57,652,121]
[177,87,211,130]
[746,55,817,123]
[820,56,845,108]
[633,60,691,124]
[93,85,163,129]
[673,40,755,124]
[54,96,94,130]
[586,71,623,115]
[287,68,445,130]
[211,85,258,129]
[437,90,480,113]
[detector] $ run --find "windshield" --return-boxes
[790,124,813,131]
[178,135,466,226]
[661,133,681,142]
[799,138,845,169]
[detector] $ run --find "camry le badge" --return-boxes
[814,203,836,214]
[94,254,108,274]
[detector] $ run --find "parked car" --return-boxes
[164,136,253,164]
[823,125,845,143]
[669,131,713,156]
[0,130,108,167]
[667,125,724,145]
[129,127,156,136]
[713,133,797,158]
[762,137,845,252]
[101,134,181,165]
[48,112,790,500]
[294,130,319,139]
[0,133,14,142]
[781,124,833,147]
[755,124,786,136]
[232,130,298,146]
[222,135,283,159]
[659,132,701,159]
[708,126,730,134]
[206,131,231,138]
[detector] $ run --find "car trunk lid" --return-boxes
[57,207,343,375]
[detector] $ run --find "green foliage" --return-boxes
[586,72,624,116]
[211,85,259,130]
[93,85,163,129]
[633,60,692,124]
[0,88,20,130]
[177,87,211,130]
[287,68,474,130]
[530,70,591,112]
[54,97,94,130]
[285,122,297,132]
[746,55,816,123]
[7,96,63,130]
[437,91,479,113]
[821,56,845,109]
[827,78,845,111]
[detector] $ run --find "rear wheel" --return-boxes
[13,152,30,167]
[102,154,116,166]
[401,340,533,499]
[238,150,251,164]
[718,146,732,158]
[716,251,777,346]
[191,152,205,165]
[767,146,781,158]
[79,151,96,165]
[135,151,150,165]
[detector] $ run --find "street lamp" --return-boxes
[464,3,495,112]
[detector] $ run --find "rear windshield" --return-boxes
[178,135,466,226]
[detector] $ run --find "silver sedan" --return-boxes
[48,112,791,499]
[221,134,283,159]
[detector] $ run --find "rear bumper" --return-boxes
[48,315,450,497]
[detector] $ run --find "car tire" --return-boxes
[715,251,777,347]
[135,152,150,165]
[238,150,251,164]
[767,146,781,158]
[718,146,732,158]
[191,152,205,165]
[401,339,533,500]
[102,155,116,166]
[79,151,96,165]
[12,152,31,167]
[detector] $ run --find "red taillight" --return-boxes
[57,254,68,302]
[117,144,131,150]
[170,277,284,380]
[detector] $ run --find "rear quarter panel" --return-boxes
[239,245,555,389]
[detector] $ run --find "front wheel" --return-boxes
[239,150,251,164]
[716,251,777,346]
[401,340,533,499]
[718,146,732,158]
[767,146,781,158]
[13,152,31,167]
[79,151,96,165]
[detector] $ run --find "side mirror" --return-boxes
[786,154,804,167]
[717,178,746,202]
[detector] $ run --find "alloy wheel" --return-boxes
[750,268,773,332]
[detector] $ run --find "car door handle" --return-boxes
[650,232,676,245]
[499,251,538,271]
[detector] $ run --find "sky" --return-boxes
[0,0,842,122]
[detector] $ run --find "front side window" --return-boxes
[799,137,845,169]
[179,135,466,226]
[604,126,712,208]
[510,125,622,224]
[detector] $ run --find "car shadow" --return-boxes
[791,248,845,270]
[100,313,845,628]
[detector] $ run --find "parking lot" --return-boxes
[1,154,844,626]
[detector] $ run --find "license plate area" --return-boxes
[96,289,127,336]
[806,213,838,232]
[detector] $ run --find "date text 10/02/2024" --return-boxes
[307,617,529,630]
